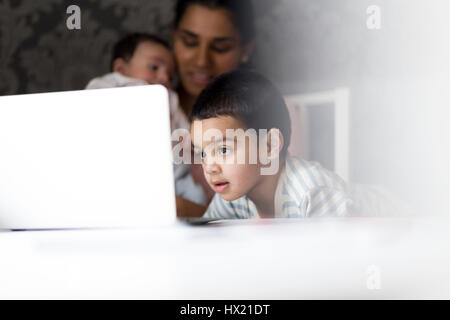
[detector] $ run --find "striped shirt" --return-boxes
[203,156,355,219]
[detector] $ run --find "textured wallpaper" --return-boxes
[0,0,306,96]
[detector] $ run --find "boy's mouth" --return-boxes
[212,181,230,193]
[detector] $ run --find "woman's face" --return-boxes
[173,4,253,98]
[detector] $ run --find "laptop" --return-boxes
[0,85,176,229]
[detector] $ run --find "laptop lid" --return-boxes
[0,85,176,229]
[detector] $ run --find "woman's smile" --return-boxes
[188,71,213,85]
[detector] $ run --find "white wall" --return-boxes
[276,0,450,214]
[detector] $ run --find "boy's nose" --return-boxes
[204,160,220,174]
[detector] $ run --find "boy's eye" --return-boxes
[218,147,231,155]
[148,64,158,71]
[193,149,206,159]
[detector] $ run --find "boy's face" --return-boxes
[118,41,175,89]
[191,116,262,202]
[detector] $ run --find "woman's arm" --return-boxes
[175,196,207,218]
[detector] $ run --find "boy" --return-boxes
[190,70,355,219]
[86,33,206,208]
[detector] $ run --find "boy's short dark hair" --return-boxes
[110,33,170,71]
[190,70,291,156]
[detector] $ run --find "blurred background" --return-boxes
[1,0,449,215]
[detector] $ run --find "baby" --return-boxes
[86,32,189,131]
[190,70,358,219]
[86,33,205,207]
[87,33,173,89]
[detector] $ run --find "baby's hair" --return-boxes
[110,33,171,71]
[190,70,291,156]
[174,0,255,44]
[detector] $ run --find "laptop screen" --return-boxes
[0,85,176,229]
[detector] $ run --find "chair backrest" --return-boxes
[285,87,350,181]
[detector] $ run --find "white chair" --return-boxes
[285,87,350,181]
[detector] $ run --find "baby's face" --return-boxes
[191,116,262,202]
[122,41,175,89]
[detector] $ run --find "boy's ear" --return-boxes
[112,58,128,74]
[266,128,284,159]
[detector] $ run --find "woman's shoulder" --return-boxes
[169,90,190,130]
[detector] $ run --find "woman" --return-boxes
[172,0,256,217]
[173,0,255,116]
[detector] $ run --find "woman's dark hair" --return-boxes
[174,0,255,44]
[111,33,171,70]
[190,70,291,156]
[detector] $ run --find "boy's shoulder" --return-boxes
[282,155,348,195]
[276,156,354,217]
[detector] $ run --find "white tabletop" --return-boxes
[1,217,449,299]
